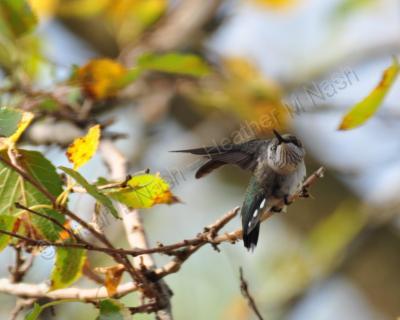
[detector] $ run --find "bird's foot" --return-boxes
[271,206,283,213]
[300,187,310,198]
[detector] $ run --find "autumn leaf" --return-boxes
[66,124,100,170]
[107,173,179,209]
[7,110,34,143]
[58,220,72,241]
[76,59,127,99]
[338,57,400,130]
[0,107,34,149]
[95,264,125,297]
[51,247,86,290]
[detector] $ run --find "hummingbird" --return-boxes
[172,130,306,250]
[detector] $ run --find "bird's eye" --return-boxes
[271,145,277,152]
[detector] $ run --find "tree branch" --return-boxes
[0,278,138,299]
[100,140,174,319]
[239,267,264,320]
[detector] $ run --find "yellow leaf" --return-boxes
[108,173,179,209]
[95,264,125,297]
[76,58,127,100]
[338,57,400,130]
[66,124,100,170]
[0,109,34,150]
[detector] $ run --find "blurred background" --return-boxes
[0,0,399,319]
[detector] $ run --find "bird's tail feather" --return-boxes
[241,177,266,251]
[243,222,260,251]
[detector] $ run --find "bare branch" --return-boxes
[10,298,37,320]
[0,278,138,299]
[239,267,264,320]
[100,140,173,319]
[9,245,33,284]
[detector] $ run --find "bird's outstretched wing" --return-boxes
[171,139,268,178]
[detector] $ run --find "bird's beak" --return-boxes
[273,130,286,144]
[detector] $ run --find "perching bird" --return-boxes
[171,130,306,250]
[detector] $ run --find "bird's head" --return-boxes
[267,130,305,174]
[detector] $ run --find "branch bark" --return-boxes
[0,278,138,299]
[100,140,174,319]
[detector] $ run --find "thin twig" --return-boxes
[10,298,37,320]
[9,245,33,283]
[239,268,264,320]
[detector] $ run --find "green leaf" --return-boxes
[25,300,80,320]
[115,68,141,88]
[21,150,64,197]
[138,53,211,77]
[0,215,16,251]
[107,174,179,209]
[51,247,86,290]
[338,57,400,130]
[0,149,65,241]
[96,299,131,320]
[0,0,37,39]
[59,166,120,219]
[0,107,22,137]
[25,303,42,320]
